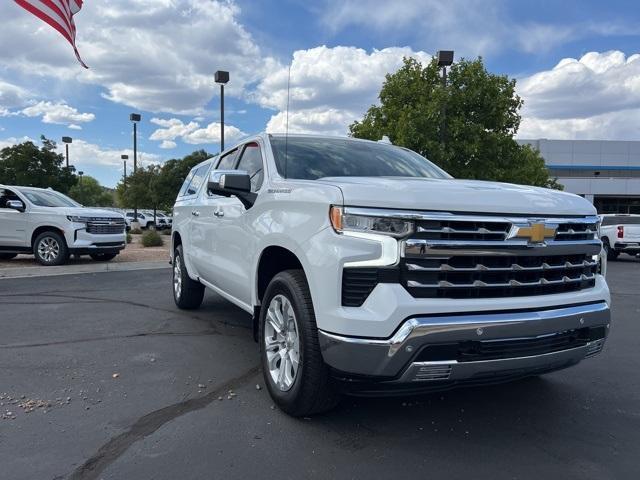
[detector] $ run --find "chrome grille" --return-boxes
[413,364,452,381]
[411,216,599,244]
[86,218,125,235]
[402,213,601,299]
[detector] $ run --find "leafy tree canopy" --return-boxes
[0,136,77,193]
[68,175,114,207]
[116,149,212,211]
[350,57,560,189]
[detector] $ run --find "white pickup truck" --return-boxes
[600,214,640,260]
[171,134,611,416]
[0,185,126,265]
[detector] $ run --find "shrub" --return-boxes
[141,230,163,247]
[126,233,132,244]
[130,227,142,235]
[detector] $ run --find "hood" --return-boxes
[56,207,124,218]
[319,177,596,216]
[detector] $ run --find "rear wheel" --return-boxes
[173,245,204,309]
[260,270,340,416]
[90,253,117,262]
[0,253,17,260]
[33,231,69,266]
[603,238,619,261]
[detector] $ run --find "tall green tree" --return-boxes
[0,136,77,192]
[156,149,211,207]
[350,57,560,188]
[68,175,114,207]
[116,149,212,211]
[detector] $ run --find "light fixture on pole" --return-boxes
[121,154,129,186]
[436,50,454,145]
[129,113,141,221]
[214,70,229,151]
[62,136,72,168]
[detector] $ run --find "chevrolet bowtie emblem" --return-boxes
[515,223,557,243]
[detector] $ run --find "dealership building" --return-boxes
[519,139,640,214]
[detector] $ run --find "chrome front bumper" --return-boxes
[319,302,610,385]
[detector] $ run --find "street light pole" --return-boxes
[62,136,72,168]
[436,50,454,146]
[121,154,129,187]
[129,114,141,221]
[214,70,229,152]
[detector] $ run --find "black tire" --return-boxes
[173,245,204,309]
[603,238,619,261]
[90,253,117,262]
[259,270,340,417]
[33,231,69,266]
[0,253,17,260]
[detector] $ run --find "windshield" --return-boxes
[269,136,451,180]
[20,189,79,208]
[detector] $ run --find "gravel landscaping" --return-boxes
[0,233,170,269]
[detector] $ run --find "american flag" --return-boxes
[14,0,88,68]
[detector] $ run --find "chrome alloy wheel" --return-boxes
[173,254,182,299]
[37,237,60,262]
[264,294,300,391]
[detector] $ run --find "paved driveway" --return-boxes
[1,259,639,480]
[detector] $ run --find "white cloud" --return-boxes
[256,46,431,135]
[21,101,95,126]
[150,117,245,145]
[55,139,161,169]
[0,136,34,150]
[2,0,275,114]
[159,140,177,149]
[0,80,30,111]
[68,124,83,130]
[183,122,244,145]
[518,51,640,140]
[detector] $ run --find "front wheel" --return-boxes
[33,231,69,266]
[90,253,117,262]
[260,270,340,416]
[173,245,204,309]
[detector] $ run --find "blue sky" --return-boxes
[1,0,640,187]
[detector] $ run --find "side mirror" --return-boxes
[6,200,25,212]
[208,170,257,209]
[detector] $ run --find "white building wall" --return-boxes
[518,139,640,199]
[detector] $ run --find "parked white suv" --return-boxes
[125,211,153,229]
[171,134,611,416]
[0,185,126,265]
[600,214,640,260]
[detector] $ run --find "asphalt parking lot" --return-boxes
[1,258,639,480]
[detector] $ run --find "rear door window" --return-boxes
[185,163,212,196]
[178,170,196,197]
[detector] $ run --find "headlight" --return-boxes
[329,206,413,238]
[67,215,91,223]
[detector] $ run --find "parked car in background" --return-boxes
[0,184,126,265]
[170,133,610,416]
[600,214,640,260]
[125,211,153,229]
[142,210,170,230]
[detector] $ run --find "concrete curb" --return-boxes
[0,260,170,280]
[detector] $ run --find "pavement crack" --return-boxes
[0,330,221,349]
[67,365,261,480]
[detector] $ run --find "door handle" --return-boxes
[214,210,224,217]
[191,211,200,217]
